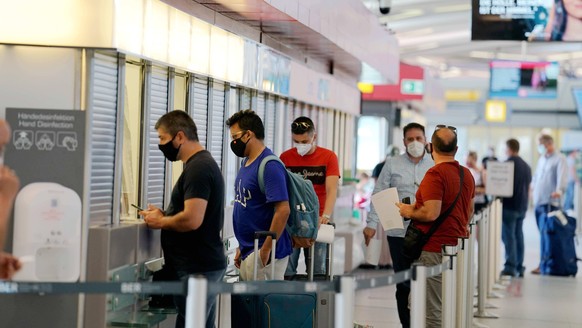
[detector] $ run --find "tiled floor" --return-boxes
[353,209,582,327]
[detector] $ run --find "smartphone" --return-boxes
[401,197,411,204]
[131,204,144,211]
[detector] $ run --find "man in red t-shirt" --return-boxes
[280,116,340,278]
[397,125,475,328]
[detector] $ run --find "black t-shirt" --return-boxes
[161,150,226,273]
[502,156,532,213]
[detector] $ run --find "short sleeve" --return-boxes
[263,160,289,203]
[326,151,340,177]
[416,169,444,205]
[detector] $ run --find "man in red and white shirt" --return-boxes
[280,116,340,278]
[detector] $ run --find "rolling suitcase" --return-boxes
[231,231,317,328]
[289,224,336,328]
[540,209,579,276]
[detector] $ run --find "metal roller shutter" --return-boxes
[256,91,266,120]
[209,80,225,169]
[89,51,118,223]
[240,88,251,111]
[145,65,168,209]
[190,75,209,147]
[265,94,276,150]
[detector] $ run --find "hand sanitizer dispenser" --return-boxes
[12,182,82,282]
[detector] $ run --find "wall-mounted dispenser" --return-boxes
[12,182,82,282]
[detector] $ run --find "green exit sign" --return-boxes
[401,79,424,95]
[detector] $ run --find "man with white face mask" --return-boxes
[364,122,433,328]
[280,116,340,279]
[531,133,567,275]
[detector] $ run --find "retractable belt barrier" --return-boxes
[1,209,494,328]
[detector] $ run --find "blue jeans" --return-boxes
[534,204,557,267]
[387,236,410,328]
[501,209,526,276]
[284,242,327,277]
[174,268,226,328]
[564,181,575,210]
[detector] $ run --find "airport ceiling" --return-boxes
[362,0,582,80]
[193,0,582,80]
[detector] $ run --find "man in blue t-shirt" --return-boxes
[226,109,292,280]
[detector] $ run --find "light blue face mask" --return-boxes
[537,144,547,156]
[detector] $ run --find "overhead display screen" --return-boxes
[472,0,582,41]
[489,61,559,99]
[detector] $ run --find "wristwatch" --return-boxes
[322,214,331,220]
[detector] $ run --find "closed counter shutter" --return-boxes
[209,80,225,169]
[191,75,209,147]
[265,94,276,150]
[240,88,251,111]
[89,52,118,223]
[256,91,266,120]
[146,65,168,209]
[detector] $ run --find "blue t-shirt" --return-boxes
[233,148,292,260]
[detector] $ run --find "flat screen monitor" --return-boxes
[472,0,582,41]
[489,61,559,99]
[573,87,582,126]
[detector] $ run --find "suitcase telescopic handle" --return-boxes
[253,231,277,280]
[254,231,277,240]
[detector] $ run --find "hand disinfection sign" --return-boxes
[12,182,82,282]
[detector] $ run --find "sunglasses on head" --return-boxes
[291,121,311,133]
[435,124,457,134]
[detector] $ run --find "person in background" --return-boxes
[140,110,226,328]
[372,145,401,181]
[530,133,567,275]
[0,120,21,280]
[397,125,475,328]
[364,122,433,328]
[500,139,532,278]
[280,116,340,279]
[466,151,487,213]
[226,110,292,281]
[545,0,582,41]
[481,146,498,170]
[564,149,579,211]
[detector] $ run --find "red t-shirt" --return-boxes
[414,161,475,252]
[280,146,340,216]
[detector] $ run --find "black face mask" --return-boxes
[158,135,181,162]
[230,134,248,158]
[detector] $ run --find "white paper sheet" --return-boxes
[371,187,404,231]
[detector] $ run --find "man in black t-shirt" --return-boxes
[501,139,532,277]
[141,110,226,328]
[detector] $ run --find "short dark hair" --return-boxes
[506,138,520,153]
[291,116,315,135]
[432,129,457,154]
[402,122,425,137]
[539,133,553,145]
[225,109,265,140]
[155,110,199,141]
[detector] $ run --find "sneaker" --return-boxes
[531,267,541,275]
[500,270,515,277]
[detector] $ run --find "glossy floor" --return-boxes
[353,209,582,328]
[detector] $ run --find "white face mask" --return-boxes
[407,141,425,158]
[295,143,312,156]
[537,144,547,156]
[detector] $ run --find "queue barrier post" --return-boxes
[185,275,207,328]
